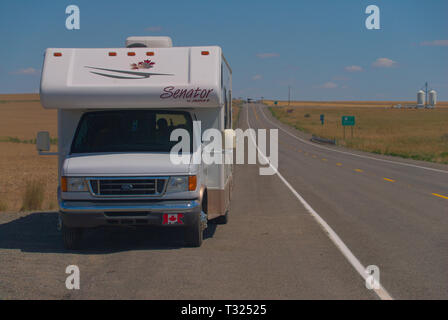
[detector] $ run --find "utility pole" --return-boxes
[425,82,428,107]
[288,86,291,106]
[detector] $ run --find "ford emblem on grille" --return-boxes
[121,184,134,191]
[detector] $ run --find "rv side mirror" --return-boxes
[36,131,50,152]
[223,129,236,149]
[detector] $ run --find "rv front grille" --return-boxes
[88,178,167,197]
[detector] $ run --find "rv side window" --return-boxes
[224,88,228,128]
[71,110,193,154]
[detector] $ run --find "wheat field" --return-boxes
[270,105,448,164]
[0,94,58,212]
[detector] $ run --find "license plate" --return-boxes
[162,213,184,225]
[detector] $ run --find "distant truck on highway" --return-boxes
[37,36,233,249]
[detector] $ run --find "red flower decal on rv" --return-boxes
[131,59,155,70]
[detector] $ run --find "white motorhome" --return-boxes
[37,37,233,249]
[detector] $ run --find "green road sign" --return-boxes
[274,101,278,105]
[342,116,355,126]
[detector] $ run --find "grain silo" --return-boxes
[429,90,437,106]
[417,90,425,106]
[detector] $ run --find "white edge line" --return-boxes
[259,105,448,174]
[246,105,393,300]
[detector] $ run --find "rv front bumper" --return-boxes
[59,199,202,228]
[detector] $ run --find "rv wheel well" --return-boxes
[202,189,208,214]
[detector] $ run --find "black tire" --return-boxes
[212,210,228,225]
[184,214,203,248]
[62,225,83,250]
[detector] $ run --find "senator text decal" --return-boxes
[160,86,214,103]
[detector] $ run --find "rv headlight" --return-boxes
[166,176,188,193]
[62,177,88,192]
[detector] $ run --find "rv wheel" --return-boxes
[62,225,83,250]
[184,214,203,248]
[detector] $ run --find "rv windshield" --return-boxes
[71,110,193,153]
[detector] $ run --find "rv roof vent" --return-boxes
[125,36,173,48]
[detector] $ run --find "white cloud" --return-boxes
[256,53,279,59]
[10,67,38,75]
[319,82,338,89]
[252,74,262,80]
[345,65,363,72]
[145,26,162,32]
[372,58,396,68]
[420,40,448,47]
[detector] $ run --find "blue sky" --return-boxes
[0,0,447,100]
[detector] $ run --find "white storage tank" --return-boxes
[417,90,425,106]
[429,90,437,106]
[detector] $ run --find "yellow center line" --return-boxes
[432,193,448,200]
[383,178,396,182]
[312,155,317,158]
[322,158,328,161]
[252,105,260,121]
[354,169,363,173]
[336,163,342,166]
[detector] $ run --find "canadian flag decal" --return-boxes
[162,213,184,225]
